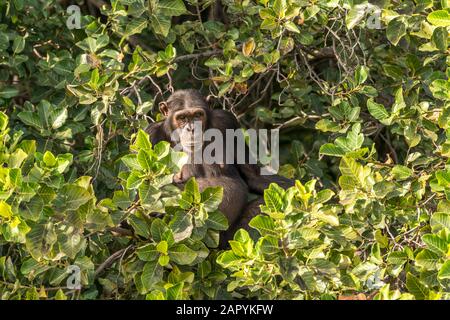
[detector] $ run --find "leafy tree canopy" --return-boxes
[0,0,449,300]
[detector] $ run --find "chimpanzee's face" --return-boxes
[170,108,206,151]
[172,108,206,131]
[159,90,209,152]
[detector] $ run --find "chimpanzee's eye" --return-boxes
[194,112,203,119]
[178,115,186,122]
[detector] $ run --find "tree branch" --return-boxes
[174,49,226,62]
[94,246,134,278]
[107,227,134,237]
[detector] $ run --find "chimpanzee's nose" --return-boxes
[186,123,194,132]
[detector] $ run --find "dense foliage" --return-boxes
[0,0,450,300]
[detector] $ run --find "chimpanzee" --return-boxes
[146,89,293,246]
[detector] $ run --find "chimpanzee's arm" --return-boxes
[145,121,169,146]
[210,109,294,194]
[238,163,294,194]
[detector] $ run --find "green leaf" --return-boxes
[137,149,153,171]
[168,244,198,265]
[89,69,99,89]
[127,171,143,189]
[260,18,277,31]
[112,191,132,210]
[319,143,346,157]
[315,119,341,132]
[170,212,194,241]
[346,5,365,29]
[0,87,19,99]
[141,261,163,292]
[392,87,406,113]
[427,10,450,27]
[54,185,91,211]
[121,154,142,171]
[17,112,43,130]
[129,214,151,238]
[438,260,450,279]
[415,249,440,269]
[12,36,25,54]
[76,36,109,53]
[0,201,13,218]
[259,8,276,20]
[406,273,429,300]
[249,215,276,236]
[430,79,450,100]
[259,235,279,255]
[375,229,388,248]
[37,100,52,129]
[387,251,408,265]
[367,99,389,120]
[134,130,152,150]
[123,18,148,39]
[0,111,8,131]
[146,290,165,300]
[156,241,168,255]
[339,157,366,186]
[284,21,300,33]
[9,168,22,187]
[205,57,223,69]
[19,196,44,221]
[216,251,242,268]
[157,0,187,16]
[201,187,223,212]
[205,211,228,231]
[95,34,109,50]
[263,185,283,213]
[150,15,171,37]
[43,151,57,167]
[422,234,448,255]
[25,223,57,260]
[139,181,162,207]
[182,177,201,205]
[355,65,368,84]
[315,189,335,204]
[430,212,450,231]
[432,27,448,51]
[154,142,170,159]
[229,240,247,257]
[386,17,407,45]
[58,232,85,259]
[273,0,287,19]
[158,254,170,266]
[151,219,170,243]
[391,165,413,181]
[166,282,184,300]
[50,108,67,129]
[137,244,159,262]
[334,123,364,152]
[55,289,68,300]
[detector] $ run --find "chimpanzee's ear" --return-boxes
[205,95,214,108]
[159,101,169,116]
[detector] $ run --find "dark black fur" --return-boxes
[146,89,294,247]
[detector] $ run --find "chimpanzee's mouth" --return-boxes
[185,138,203,146]
[182,140,203,151]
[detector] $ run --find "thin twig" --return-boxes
[174,49,224,62]
[379,132,398,164]
[94,246,134,278]
[174,44,243,63]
